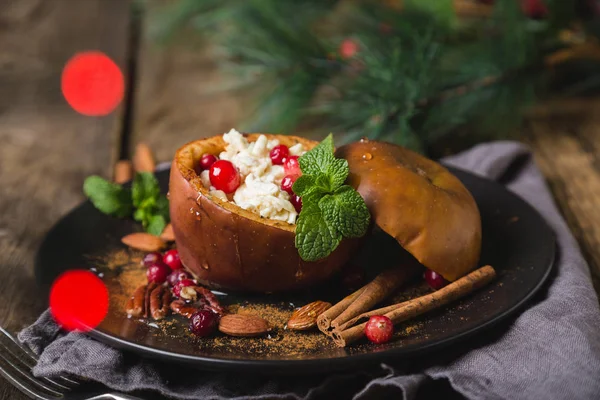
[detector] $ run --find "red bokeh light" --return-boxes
[49,270,109,332]
[61,51,124,116]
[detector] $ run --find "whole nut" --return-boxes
[218,314,270,337]
[121,233,166,252]
[287,301,332,331]
[160,223,175,242]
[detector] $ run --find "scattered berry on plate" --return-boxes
[189,309,219,337]
[163,249,183,270]
[424,269,448,290]
[167,269,192,287]
[141,252,162,267]
[146,262,171,284]
[364,315,394,344]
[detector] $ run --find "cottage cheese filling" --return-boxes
[200,129,305,224]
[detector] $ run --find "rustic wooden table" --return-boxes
[1,0,599,398]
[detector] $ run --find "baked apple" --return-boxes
[336,139,482,281]
[169,131,358,292]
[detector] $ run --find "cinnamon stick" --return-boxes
[317,287,365,334]
[336,301,409,332]
[332,265,496,347]
[114,160,133,184]
[133,142,156,172]
[330,265,420,330]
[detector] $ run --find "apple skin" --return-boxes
[169,134,359,293]
[336,140,482,281]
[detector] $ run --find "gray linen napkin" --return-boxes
[19,141,600,400]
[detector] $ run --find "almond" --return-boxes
[287,300,332,331]
[121,233,166,252]
[114,160,133,184]
[160,223,175,242]
[133,142,156,172]
[218,314,270,337]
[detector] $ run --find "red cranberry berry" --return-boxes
[209,160,241,193]
[365,315,394,344]
[424,269,448,290]
[141,252,162,267]
[270,145,290,166]
[173,279,195,297]
[284,156,301,177]
[146,262,171,284]
[281,175,297,195]
[167,269,192,287]
[189,309,218,337]
[199,154,218,170]
[339,38,359,59]
[163,249,183,270]
[291,194,302,213]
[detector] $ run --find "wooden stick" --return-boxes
[317,287,365,335]
[332,265,496,347]
[335,301,410,332]
[114,160,133,184]
[330,265,421,330]
[133,142,156,172]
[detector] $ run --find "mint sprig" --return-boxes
[84,172,169,236]
[293,134,370,261]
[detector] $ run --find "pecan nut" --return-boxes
[126,283,171,320]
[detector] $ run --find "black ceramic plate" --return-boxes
[35,167,555,374]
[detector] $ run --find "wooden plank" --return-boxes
[0,0,131,398]
[131,5,245,163]
[525,110,600,296]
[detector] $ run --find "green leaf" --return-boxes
[132,172,161,208]
[83,176,133,218]
[155,195,170,221]
[298,134,335,176]
[327,158,349,190]
[292,173,332,196]
[133,208,146,223]
[292,174,315,196]
[294,202,342,262]
[146,215,167,236]
[319,186,370,238]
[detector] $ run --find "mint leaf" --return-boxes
[155,195,170,221]
[292,175,316,196]
[328,158,349,190]
[295,202,342,262]
[293,173,331,196]
[83,176,133,218]
[294,134,370,262]
[319,186,370,238]
[132,172,160,208]
[133,208,146,223]
[147,215,167,236]
[298,134,335,176]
